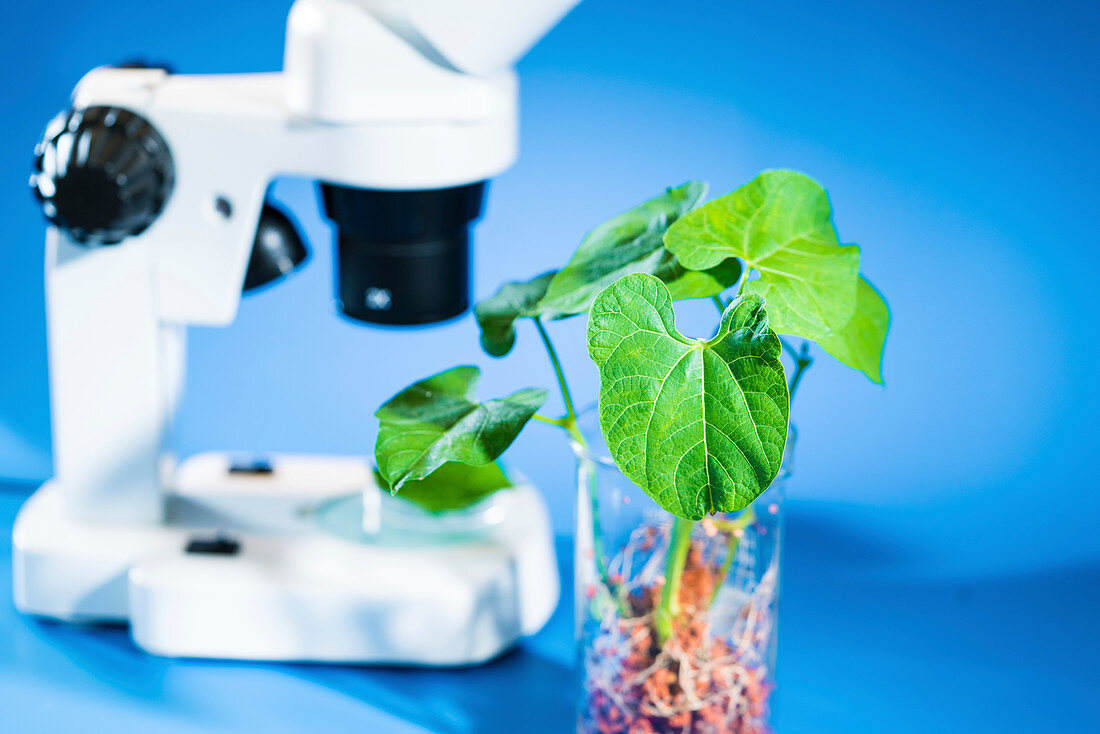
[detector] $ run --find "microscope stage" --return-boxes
[12,454,559,665]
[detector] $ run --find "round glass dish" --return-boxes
[313,483,514,547]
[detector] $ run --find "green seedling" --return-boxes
[373,169,890,644]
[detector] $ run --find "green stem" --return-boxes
[534,317,576,422]
[787,341,813,406]
[655,517,695,645]
[562,417,586,446]
[780,337,802,361]
[709,260,752,316]
[532,318,609,588]
[710,507,756,604]
[736,264,753,296]
[532,413,568,428]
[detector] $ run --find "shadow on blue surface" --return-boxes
[3,484,1098,733]
[9,526,575,734]
[20,617,574,734]
[282,642,574,733]
[784,511,912,571]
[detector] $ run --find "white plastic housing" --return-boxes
[365,0,582,76]
[21,0,577,665]
[285,0,520,123]
[45,229,181,523]
[44,0,578,522]
[14,454,559,664]
[70,69,517,329]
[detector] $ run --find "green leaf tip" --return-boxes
[539,181,741,318]
[817,276,890,384]
[587,273,789,520]
[473,270,558,358]
[374,365,547,492]
[381,461,513,514]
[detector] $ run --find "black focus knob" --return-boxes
[32,106,174,246]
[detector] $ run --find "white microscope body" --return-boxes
[13,0,578,664]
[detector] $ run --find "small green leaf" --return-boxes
[817,276,890,383]
[474,270,557,357]
[374,366,547,491]
[540,182,741,317]
[664,170,860,340]
[587,273,789,520]
[380,461,513,514]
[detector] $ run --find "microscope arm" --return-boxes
[61,0,578,328]
[71,67,517,327]
[41,0,578,523]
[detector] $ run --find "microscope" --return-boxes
[13,0,579,664]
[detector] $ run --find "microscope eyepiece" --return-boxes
[321,183,487,326]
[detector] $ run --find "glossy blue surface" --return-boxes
[2,0,1098,579]
[1,0,1098,729]
[2,481,1096,733]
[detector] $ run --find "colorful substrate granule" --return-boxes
[579,521,778,734]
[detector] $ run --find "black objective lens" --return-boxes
[321,182,487,326]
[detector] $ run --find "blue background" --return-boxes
[1,0,1097,731]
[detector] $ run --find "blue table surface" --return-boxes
[1,480,1096,734]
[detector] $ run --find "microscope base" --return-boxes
[12,454,559,666]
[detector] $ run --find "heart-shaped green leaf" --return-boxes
[374,366,547,491]
[664,170,860,340]
[817,276,890,383]
[587,273,789,520]
[540,182,741,318]
[474,270,558,357]
[380,461,513,514]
